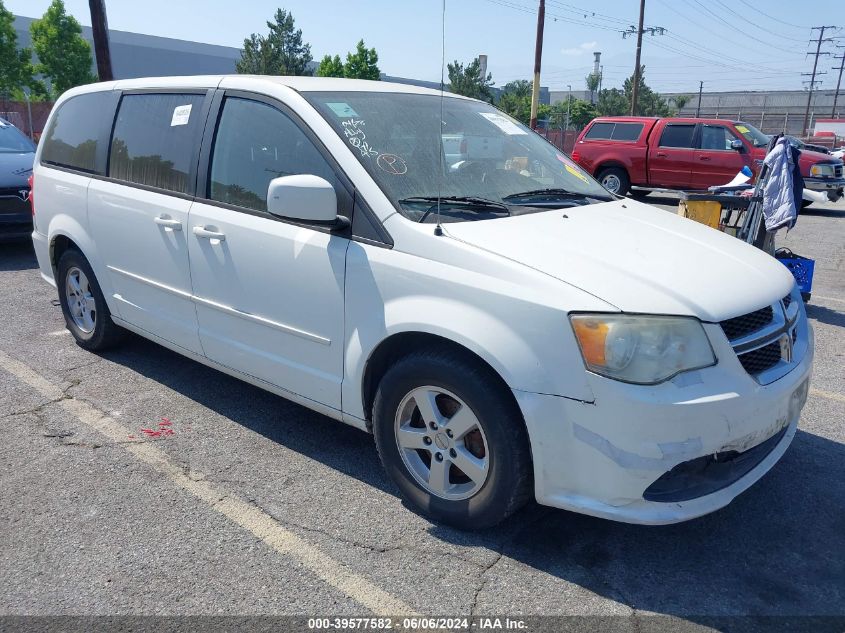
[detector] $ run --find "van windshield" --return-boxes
[305,91,612,223]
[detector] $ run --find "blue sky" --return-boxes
[9,0,843,94]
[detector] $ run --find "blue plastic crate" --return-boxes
[776,252,815,295]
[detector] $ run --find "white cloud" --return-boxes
[561,41,597,56]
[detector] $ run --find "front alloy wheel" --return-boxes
[395,386,490,501]
[373,347,533,529]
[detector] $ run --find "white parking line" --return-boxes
[47,330,70,336]
[0,349,416,616]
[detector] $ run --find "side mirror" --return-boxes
[731,139,745,152]
[267,175,347,229]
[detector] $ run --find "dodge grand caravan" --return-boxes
[31,76,813,528]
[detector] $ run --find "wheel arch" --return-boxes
[594,161,630,179]
[361,331,522,430]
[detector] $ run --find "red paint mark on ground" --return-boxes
[127,435,136,439]
[141,428,162,438]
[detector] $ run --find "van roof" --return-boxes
[62,75,469,100]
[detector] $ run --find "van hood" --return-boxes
[443,199,795,322]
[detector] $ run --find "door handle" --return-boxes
[193,226,226,241]
[655,152,667,157]
[154,215,182,230]
[699,156,711,161]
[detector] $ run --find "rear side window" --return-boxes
[208,97,338,212]
[109,93,205,194]
[584,122,614,140]
[659,124,696,148]
[584,122,644,142]
[41,92,111,173]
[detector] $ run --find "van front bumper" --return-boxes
[515,322,813,525]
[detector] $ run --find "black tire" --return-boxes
[629,189,650,200]
[800,200,813,209]
[596,166,630,196]
[372,347,533,530]
[801,292,811,303]
[56,248,126,351]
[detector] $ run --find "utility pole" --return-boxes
[630,0,645,116]
[802,26,836,137]
[832,47,845,117]
[620,1,664,116]
[565,84,571,131]
[529,0,545,130]
[696,80,703,117]
[88,0,114,81]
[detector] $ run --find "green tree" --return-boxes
[30,0,95,97]
[316,54,344,78]
[0,0,40,97]
[596,88,628,116]
[236,8,312,75]
[502,79,531,99]
[236,33,273,74]
[344,40,379,80]
[671,94,691,113]
[624,66,672,117]
[447,57,494,102]
[585,72,600,103]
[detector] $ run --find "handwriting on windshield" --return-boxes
[342,119,379,158]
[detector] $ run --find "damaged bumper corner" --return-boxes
[513,326,813,525]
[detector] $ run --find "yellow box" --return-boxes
[677,200,721,229]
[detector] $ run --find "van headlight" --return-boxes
[570,314,716,384]
[809,163,835,177]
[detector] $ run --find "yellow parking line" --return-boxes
[810,387,845,404]
[0,350,416,616]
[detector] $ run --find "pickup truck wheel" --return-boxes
[372,348,532,530]
[57,249,126,351]
[630,189,650,199]
[800,200,813,209]
[597,167,630,196]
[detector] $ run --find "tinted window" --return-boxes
[659,124,696,148]
[208,97,337,212]
[611,123,644,141]
[41,92,111,173]
[109,93,205,193]
[700,124,739,150]
[584,122,614,140]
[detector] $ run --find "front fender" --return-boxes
[341,239,601,420]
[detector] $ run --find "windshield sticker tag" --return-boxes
[735,124,749,133]
[327,102,359,118]
[377,153,407,175]
[342,119,379,158]
[565,163,590,183]
[479,112,527,135]
[170,104,192,127]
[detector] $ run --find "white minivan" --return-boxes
[31,76,812,528]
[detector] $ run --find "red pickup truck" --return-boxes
[571,116,845,202]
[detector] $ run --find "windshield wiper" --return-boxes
[502,188,612,203]
[399,196,510,223]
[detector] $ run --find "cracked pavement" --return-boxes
[0,195,843,622]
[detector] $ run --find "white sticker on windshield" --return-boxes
[170,104,193,126]
[327,102,359,118]
[479,112,527,135]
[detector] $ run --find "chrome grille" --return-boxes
[720,306,774,341]
[722,293,805,385]
[738,341,781,374]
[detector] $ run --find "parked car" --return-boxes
[572,116,845,202]
[785,135,830,155]
[0,117,36,241]
[31,77,812,528]
[833,147,845,160]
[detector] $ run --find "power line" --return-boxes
[803,26,838,136]
[688,0,808,53]
[832,47,845,117]
[734,0,812,30]
[708,0,806,43]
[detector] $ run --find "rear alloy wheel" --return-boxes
[57,249,126,351]
[373,348,532,529]
[597,167,630,196]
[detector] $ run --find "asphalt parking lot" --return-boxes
[1,196,843,627]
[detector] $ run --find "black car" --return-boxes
[0,118,36,241]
